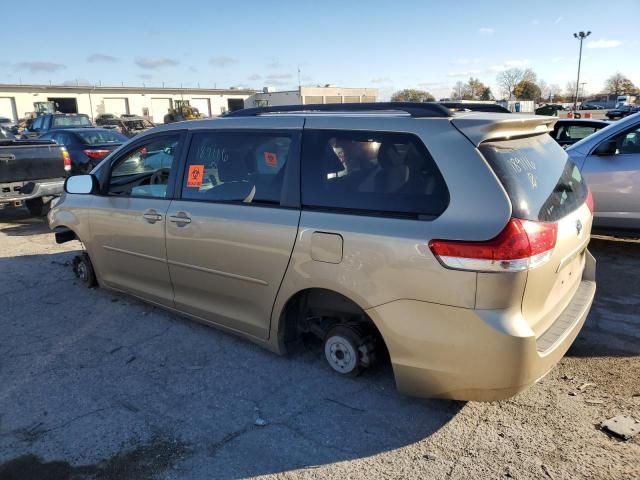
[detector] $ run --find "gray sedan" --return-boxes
[567,112,640,231]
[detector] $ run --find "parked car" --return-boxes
[550,119,610,147]
[95,113,119,126]
[51,102,595,401]
[40,128,128,174]
[1,138,70,216]
[101,116,155,138]
[0,116,17,134]
[535,104,565,116]
[605,104,640,120]
[566,112,640,232]
[21,113,93,138]
[580,103,605,110]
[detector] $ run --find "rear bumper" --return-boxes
[0,178,65,204]
[366,250,596,402]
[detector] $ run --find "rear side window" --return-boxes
[301,130,449,218]
[181,131,292,205]
[52,115,92,128]
[480,134,587,222]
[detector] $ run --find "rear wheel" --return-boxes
[323,325,376,376]
[73,253,97,288]
[25,198,50,217]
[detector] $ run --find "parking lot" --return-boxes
[0,207,638,480]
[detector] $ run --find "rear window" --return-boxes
[52,115,92,128]
[76,130,128,144]
[301,130,449,218]
[480,134,587,222]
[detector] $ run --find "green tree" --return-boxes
[513,80,541,100]
[605,73,639,95]
[390,89,435,102]
[480,87,493,100]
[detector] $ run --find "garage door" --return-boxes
[190,98,211,117]
[0,97,17,122]
[103,98,129,117]
[151,98,172,123]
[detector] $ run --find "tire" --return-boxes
[25,198,50,217]
[323,325,375,376]
[72,253,97,288]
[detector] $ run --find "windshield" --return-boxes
[76,130,128,144]
[52,115,92,128]
[480,134,587,222]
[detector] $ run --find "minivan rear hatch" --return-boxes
[477,131,592,338]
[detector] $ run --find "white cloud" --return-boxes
[209,56,238,67]
[135,57,178,69]
[487,59,530,72]
[447,70,481,77]
[587,39,623,49]
[479,27,494,35]
[453,58,482,65]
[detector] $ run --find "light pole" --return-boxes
[573,31,591,110]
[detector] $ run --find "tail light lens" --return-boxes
[429,218,558,272]
[585,188,594,213]
[62,147,71,172]
[83,149,111,160]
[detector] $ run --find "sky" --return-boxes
[2,0,638,100]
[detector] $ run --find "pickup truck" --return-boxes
[0,138,71,216]
[21,113,93,139]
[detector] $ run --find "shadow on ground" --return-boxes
[0,207,50,236]
[568,237,640,357]
[0,250,463,479]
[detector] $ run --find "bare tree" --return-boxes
[496,68,524,100]
[522,68,537,84]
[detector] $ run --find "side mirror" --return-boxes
[65,174,99,195]
[594,140,618,156]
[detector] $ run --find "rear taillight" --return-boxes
[62,148,71,172]
[585,188,594,213]
[83,149,111,160]
[429,218,558,272]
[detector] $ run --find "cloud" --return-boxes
[87,53,117,63]
[555,16,563,24]
[488,59,530,72]
[248,74,262,81]
[135,57,179,69]
[479,27,494,35]
[138,74,153,80]
[371,77,393,84]
[15,61,66,73]
[266,73,293,80]
[453,58,482,65]
[587,39,622,49]
[447,70,481,77]
[209,56,238,67]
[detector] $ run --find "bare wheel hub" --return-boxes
[324,335,358,373]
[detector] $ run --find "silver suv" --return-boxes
[50,103,596,401]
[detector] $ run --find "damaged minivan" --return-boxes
[49,102,596,401]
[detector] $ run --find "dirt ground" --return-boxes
[0,207,638,480]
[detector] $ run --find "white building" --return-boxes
[246,86,378,107]
[0,84,255,124]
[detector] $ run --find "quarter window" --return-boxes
[107,135,180,198]
[301,130,449,218]
[181,131,292,205]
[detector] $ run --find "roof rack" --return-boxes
[224,102,452,118]
[438,102,511,113]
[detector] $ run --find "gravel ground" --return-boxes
[0,207,638,480]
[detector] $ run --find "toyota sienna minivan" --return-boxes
[49,102,596,401]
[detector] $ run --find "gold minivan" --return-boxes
[50,103,596,401]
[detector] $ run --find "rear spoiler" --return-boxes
[451,114,556,146]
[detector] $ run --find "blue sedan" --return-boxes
[40,128,129,174]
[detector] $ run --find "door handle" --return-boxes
[142,210,163,223]
[169,212,191,225]
[0,154,16,162]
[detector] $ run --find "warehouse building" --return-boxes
[0,84,255,124]
[246,85,378,107]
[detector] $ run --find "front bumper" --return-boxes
[0,178,65,204]
[366,250,596,402]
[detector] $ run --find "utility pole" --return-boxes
[573,31,591,110]
[580,82,587,104]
